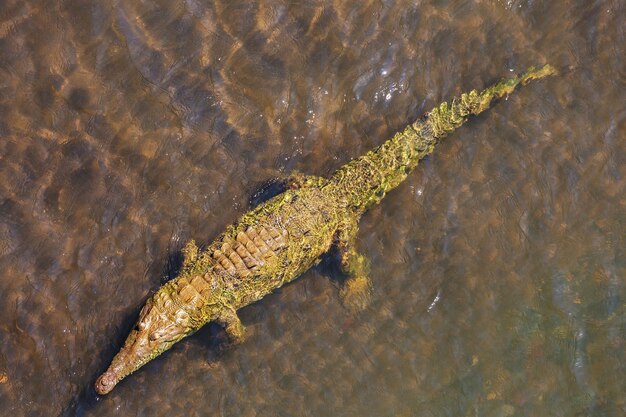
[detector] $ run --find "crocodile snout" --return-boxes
[95,370,117,395]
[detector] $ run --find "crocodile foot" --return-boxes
[340,275,372,312]
[217,308,247,345]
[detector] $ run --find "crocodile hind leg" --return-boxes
[335,221,373,312]
[216,308,246,345]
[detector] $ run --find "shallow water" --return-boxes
[0,0,624,416]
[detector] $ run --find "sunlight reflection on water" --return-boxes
[0,1,624,416]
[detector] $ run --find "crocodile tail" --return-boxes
[422,64,557,137]
[329,65,556,211]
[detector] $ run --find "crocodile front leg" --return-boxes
[181,240,198,269]
[335,220,372,312]
[216,308,246,345]
[283,170,327,190]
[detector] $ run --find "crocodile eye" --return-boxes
[138,304,152,322]
[136,322,146,331]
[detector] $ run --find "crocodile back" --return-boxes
[167,185,344,327]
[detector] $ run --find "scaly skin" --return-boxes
[95,65,556,395]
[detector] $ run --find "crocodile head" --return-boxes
[95,293,192,395]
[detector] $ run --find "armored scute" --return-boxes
[95,65,556,395]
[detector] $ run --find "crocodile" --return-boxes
[95,65,556,395]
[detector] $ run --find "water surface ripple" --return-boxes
[0,1,624,416]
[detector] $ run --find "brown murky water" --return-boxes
[1,0,624,416]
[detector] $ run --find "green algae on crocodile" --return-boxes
[95,65,556,395]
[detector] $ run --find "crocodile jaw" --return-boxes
[95,328,151,395]
[96,324,189,394]
[95,295,191,395]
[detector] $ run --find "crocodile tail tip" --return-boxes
[95,370,118,395]
[520,64,558,85]
[473,63,557,114]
